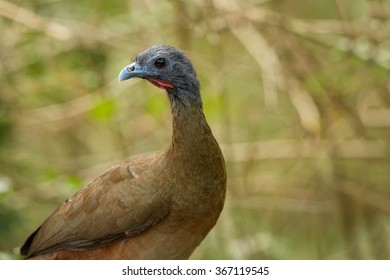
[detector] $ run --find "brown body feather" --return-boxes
[22,105,226,259]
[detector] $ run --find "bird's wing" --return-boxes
[21,153,171,258]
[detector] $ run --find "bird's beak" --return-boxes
[118,62,152,82]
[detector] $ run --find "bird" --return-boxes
[20,45,227,260]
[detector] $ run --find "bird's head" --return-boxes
[118,45,201,106]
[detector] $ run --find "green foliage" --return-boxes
[0,0,389,260]
[0,117,12,146]
[90,98,117,122]
[65,174,84,191]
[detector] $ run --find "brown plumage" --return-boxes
[20,45,227,259]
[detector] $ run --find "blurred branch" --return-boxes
[12,79,140,129]
[287,80,321,135]
[221,139,387,161]
[0,1,133,48]
[210,4,390,69]
[0,0,73,41]
[229,195,335,213]
[213,0,283,107]
[359,108,390,128]
[210,1,325,134]
[337,180,390,213]
[242,4,390,44]
[0,1,121,78]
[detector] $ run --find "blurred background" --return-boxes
[0,0,389,259]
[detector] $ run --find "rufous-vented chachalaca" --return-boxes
[20,45,227,260]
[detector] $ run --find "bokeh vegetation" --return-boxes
[0,0,389,259]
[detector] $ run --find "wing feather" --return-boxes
[21,154,171,258]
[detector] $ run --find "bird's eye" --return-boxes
[154,58,166,68]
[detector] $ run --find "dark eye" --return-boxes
[154,58,166,68]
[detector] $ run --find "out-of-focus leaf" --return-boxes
[65,174,83,191]
[146,95,167,118]
[89,98,116,122]
[0,117,12,146]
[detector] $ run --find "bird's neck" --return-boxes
[166,88,215,155]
